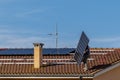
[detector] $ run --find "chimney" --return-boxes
[33,43,44,68]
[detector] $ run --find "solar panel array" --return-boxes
[74,32,89,64]
[0,48,75,55]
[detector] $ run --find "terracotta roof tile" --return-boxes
[0,48,119,76]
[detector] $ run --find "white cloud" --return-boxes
[0,0,15,3]
[0,34,52,48]
[15,9,46,17]
[92,37,120,43]
[0,25,13,34]
[91,37,120,48]
[0,25,37,34]
[0,25,54,48]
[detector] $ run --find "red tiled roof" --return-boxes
[0,48,120,77]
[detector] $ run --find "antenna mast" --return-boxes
[48,24,59,54]
[56,24,58,49]
[56,24,58,54]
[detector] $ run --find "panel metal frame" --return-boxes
[74,31,89,64]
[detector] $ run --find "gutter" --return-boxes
[0,77,79,79]
[80,75,93,80]
[0,74,93,79]
[94,61,120,78]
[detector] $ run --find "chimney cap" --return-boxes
[33,43,44,47]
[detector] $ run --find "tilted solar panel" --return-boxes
[74,31,89,64]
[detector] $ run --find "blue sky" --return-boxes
[0,0,120,48]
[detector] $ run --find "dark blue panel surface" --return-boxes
[74,32,89,64]
[0,48,75,55]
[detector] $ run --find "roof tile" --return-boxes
[0,48,119,76]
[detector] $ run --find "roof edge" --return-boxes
[0,77,79,79]
[94,61,120,78]
[0,74,93,78]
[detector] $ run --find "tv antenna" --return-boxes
[48,24,59,54]
[56,24,58,50]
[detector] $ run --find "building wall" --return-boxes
[94,65,120,80]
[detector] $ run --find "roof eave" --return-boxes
[94,61,120,78]
[0,74,93,78]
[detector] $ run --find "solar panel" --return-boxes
[74,31,89,64]
[0,48,75,55]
